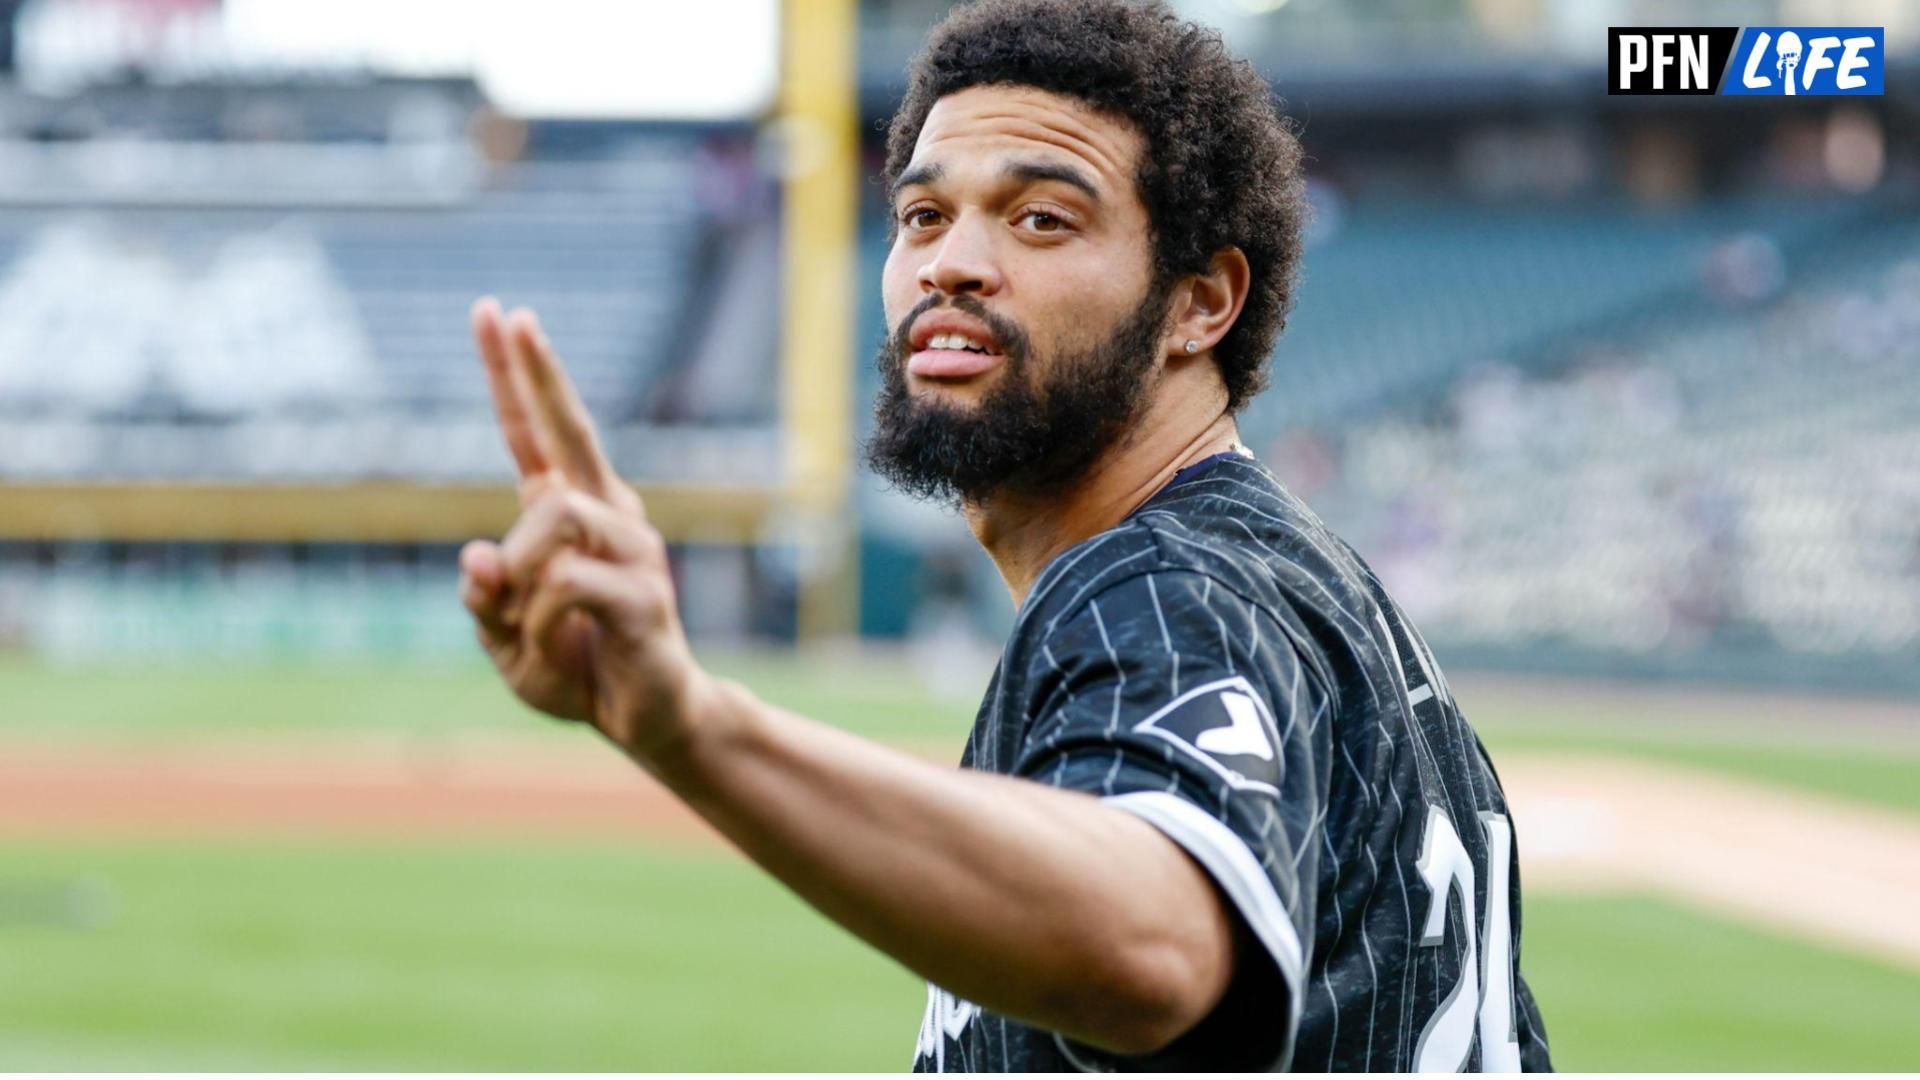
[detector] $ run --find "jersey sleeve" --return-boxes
[1013,568,1333,1072]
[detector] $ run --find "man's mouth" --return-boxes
[910,340,1003,378]
[907,323,1006,379]
[925,332,993,353]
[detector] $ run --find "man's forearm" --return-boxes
[632,674,1236,1055]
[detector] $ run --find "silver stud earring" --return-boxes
[1184,340,1199,354]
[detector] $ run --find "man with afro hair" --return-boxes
[460,0,1551,1071]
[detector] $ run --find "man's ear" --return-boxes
[1165,247,1251,360]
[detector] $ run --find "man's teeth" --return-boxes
[927,333,989,353]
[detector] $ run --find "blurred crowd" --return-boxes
[1279,244,1920,664]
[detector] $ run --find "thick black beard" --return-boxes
[863,286,1170,507]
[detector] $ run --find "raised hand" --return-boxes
[458,298,707,758]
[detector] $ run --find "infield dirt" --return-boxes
[3,736,1915,972]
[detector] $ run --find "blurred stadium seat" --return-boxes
[0,1,1913,692]
[0,97,772,483]
[1269,209,1920,689]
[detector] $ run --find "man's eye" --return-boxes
[1019,210,1065,233]
[903,207,942,229]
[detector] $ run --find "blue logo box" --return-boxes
[1720,27,1884,95]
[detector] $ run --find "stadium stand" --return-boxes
[0,36,1911,688]
[1245,197,1875,429]
[1283,208,1920,688]
[0,76,791,657]
[0,82,777,485]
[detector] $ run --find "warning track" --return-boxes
[4,739,1917,971]
[1499,753,1920,971]
[0,739,716,845]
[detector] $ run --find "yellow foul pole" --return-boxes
[779,0,861,640]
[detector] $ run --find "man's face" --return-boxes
[866,85,1171,505]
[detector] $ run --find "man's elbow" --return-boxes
[1064,934,1232,1056]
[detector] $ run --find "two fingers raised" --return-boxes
[470,297,622,500]
[467,298,663,655]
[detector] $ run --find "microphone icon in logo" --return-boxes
[1775,30,1803,95]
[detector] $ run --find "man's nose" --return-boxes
[918,216,1003,297]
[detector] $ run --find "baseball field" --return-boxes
[3,652,1917,1070]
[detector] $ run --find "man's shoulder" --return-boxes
[1015,457,1372,644]
[1133,457,1360,582]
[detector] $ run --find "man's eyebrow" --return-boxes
[890,159,1104,203]
[891,162,943,199]
[1003,160,1102,202]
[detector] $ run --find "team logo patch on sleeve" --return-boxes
[1133,676,1283,797]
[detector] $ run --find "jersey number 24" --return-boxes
[1414,806,1521,1072]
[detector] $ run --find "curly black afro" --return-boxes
[884,0,1309,413]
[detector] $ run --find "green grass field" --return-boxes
[3,842,1918,1070]
[0,841,923,1070]
[4,654,1918,1070]
[0,653,972,747]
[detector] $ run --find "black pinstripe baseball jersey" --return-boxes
[912,451,1551,1072]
